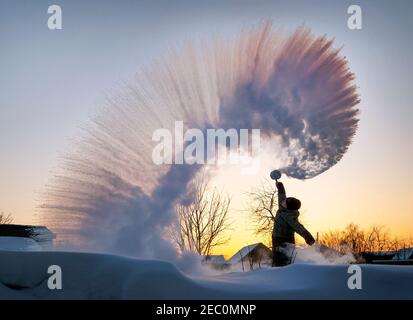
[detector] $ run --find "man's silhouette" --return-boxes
[272,181,315,266]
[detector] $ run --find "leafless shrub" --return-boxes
[0,211,13,224]
[169,176,231,256]
[319,223,413,255]
[246,180,277,245]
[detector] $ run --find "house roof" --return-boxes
[0,224,55,243]
[392,248,413,260]
[203,255,226,264]
[228,243,261,264]
[362,248,413,261]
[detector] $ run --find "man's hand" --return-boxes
[276,181,285,192]
[305,235,316,246]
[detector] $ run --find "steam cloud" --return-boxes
[39,22,360,263]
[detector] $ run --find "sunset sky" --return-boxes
[1,0,412,258]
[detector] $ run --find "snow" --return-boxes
[28,226,55,244]
[294,244,356,264]
[0,250,412,299]
[0,237,42,251]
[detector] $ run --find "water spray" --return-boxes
[40,21,360,261]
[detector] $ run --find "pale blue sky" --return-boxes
[0,0,412,240]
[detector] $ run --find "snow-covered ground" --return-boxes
[0,237,42,251]
[0,250,412,299]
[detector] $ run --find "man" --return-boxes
[272,181,315,267]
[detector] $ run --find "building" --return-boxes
[202,254,232,270]
[361,248,413,265]
[0,224,55,251]
[203,254,226,264]
[228,243,272,270]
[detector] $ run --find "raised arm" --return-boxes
[276,181,286,210]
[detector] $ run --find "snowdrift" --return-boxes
[0,251,412,299]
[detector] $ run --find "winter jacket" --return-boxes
[272,182,315,245]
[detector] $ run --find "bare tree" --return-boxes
[365,225,390,252]
[0,211,13,224]
[246,180,277,246]
[169,176,231,256]
[319,223,413,255]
